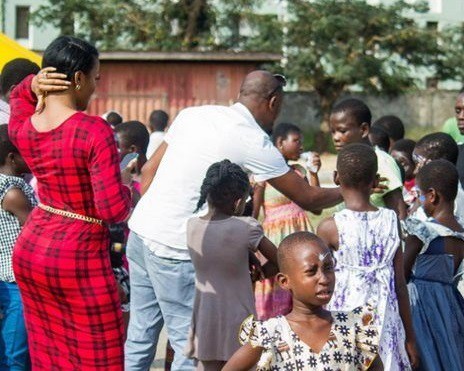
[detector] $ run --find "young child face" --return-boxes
[115,132,136,162]
[280,242,335,307]
[416,181,434,217]
[279,131,303,161]
[329,111,368,152]
[390,149,414,181]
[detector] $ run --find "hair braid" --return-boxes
[195,159,250,213]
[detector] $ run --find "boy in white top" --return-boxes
[125,71,342,370]
[146,110,169,159]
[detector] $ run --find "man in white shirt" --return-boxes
[125,71,342,370]
[146,109,169,159]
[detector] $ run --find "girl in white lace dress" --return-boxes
[318,143,418,371]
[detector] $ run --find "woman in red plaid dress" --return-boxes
[8,36,131,370]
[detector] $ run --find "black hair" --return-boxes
[337,143,378,187]
[271,122,301,145]
[42,36,98,81]
[416,159,458,202]
[372,115,405,142]
[331,98,372,126]
[196,160,250,212]
[106,112,123,127]
[415,132,458,165]
[278,232,329,274]
[0,58,40,96]
[0,124,19,165]
[368,126,390,152]
[148,110,169,132]
[391,138,416,156]
[114,121,150,153]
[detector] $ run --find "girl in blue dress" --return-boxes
[403,159,464,371]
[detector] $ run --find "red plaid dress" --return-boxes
[8,75,131,370]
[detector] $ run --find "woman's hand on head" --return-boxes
[32,67,71,113]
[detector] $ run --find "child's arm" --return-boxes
[2,188,33,225]
[252,182,265,220]
[223,343,264,371]
[393,240,420,369]
[403,235,423,282]
[257,236,278,267]
[383,188,407,220]
[316,216,339,250]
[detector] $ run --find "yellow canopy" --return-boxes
[0,33,42,71]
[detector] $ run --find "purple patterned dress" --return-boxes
[326,208,411,371]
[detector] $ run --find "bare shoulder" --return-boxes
[317,216,339,249]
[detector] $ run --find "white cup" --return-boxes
[300,151,318,173]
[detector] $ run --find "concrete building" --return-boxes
[0,0,59,51]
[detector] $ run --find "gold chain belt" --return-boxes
[38,203,103,225]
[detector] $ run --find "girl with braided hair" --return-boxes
[185,159,278,371]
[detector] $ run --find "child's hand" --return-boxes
[308,152,321,174]
[370,177,388,194]
[405,339,420,369]
[249,252,264,282]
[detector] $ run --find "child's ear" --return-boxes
[276,272,290,291]
[360,122,369,139]
[333,170,340,186]
[129,144,138,153]
[429,188,438,204]
[276,135,284,149]
[6,152,15,164]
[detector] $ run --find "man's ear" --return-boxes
[333,170,340,186]
[268,95,278,111]
[360,122,370,139]
[276,272,290,291]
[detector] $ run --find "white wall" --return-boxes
[3,0,59,51]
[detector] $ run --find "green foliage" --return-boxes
[435,24,464,86]
[284,0,439,132]
[31,0,282,52]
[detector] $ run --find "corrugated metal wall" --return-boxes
[87,61,259,123]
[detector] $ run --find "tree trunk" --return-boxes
[184,0,207,47]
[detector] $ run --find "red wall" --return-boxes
[87,61,260,123]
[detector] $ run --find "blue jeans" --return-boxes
[124,232,195,370]
[0,282,30,371]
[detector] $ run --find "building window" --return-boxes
[15,6,30,39]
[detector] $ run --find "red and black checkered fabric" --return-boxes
[8,75,131,370]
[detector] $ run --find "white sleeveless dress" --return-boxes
[326,208,411,371]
